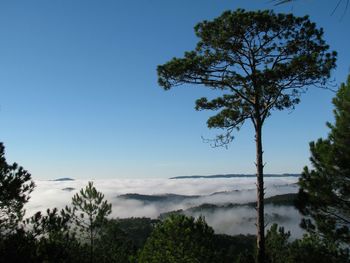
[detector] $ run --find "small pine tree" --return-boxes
[69,182,112,263]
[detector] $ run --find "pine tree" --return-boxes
[0,143,35,234]
[69,182,112,263]
[139,214,217,263]
[297,75,350,244]
[157,9,336,262]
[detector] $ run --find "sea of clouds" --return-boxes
[25,177,304,237]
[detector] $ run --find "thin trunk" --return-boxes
[90,217,93,263]
[90,229,93,263]
[255,119,265,263]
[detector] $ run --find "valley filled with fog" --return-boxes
[26,176,304,238]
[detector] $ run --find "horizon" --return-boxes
[36,172,302,181]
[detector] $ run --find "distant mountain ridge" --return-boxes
[159,193,298,218]
[52,178,75,181]
[117,187,297,204]
[170,173,300,179]
[118,193,200,203]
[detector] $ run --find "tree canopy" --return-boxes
[139,214,217,263]
[158,10,336,145]
[265,224,349,263]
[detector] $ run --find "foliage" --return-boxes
[0,229,37,263]
[94,219,135,263]
[158,9,336,146]
[265,224,349,263]
[69,181,112,263]
[265,224,291,263]
[297,75,350,244]
[139,214,217,263]
[70,181,112,237]
[213,234,255,263]
[288,234,349,263]
[27,207,71,237]
[157,8,336,262]
[0,143,35,233]
[115,217,159,250]
[26,207,87,263]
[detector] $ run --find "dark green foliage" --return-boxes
[94,218,158,263]
[26,208,87,263]
[265,224,290,263]
[0,143,35,233]
[0,229,88,263]
[71,181,112,234]
[288,234,349,263]
[70,181,112,239]
[213,234,255,263]
[94,219,135,263]
[139,214,217,263]
[265,224,350,263]
[27,208,71,237]
[297,75,350,244]
[115,217,159,250]
[158,9,336,146]
[0,229,38,263]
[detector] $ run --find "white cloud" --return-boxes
[25,177,303,237]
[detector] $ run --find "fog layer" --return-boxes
[25,177,303,237]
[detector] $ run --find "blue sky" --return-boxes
[0,0,349,179]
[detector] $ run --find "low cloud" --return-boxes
[25,177,303,237]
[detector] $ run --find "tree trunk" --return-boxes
[90,221,93,263]
[255,120,265,263]
[90,230,93,263]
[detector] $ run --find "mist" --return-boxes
[25,177,304,237]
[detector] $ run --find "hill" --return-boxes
[170,174,300,179]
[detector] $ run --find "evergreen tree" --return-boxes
[27,208,84,263]
[0,142,35,234]
[265,224,290,263]
[94,219,135,263]
[288,234,349,263]
[0,228,37,263]
[157,9,336,262]
[69,181,112,263]
[139,214,217,263]
[297,75,350,244]
[264,224,349,263]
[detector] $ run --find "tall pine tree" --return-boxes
[157,9,336,262]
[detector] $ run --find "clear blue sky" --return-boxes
[0,0,349,179]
